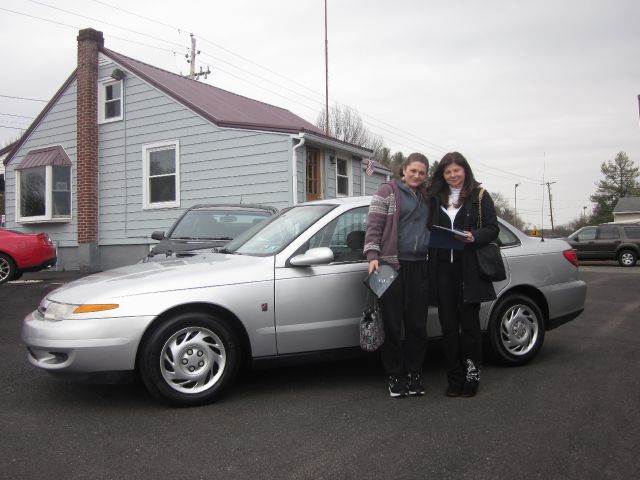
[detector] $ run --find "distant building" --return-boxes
[613,196,640,223]
[2,29,390,271]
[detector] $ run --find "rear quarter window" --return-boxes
[624,226,640,239]
[497,223,520,247]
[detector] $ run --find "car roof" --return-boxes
[186,203,277,213]
[300,196,373,207]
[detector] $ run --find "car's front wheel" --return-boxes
[617,249,637,267]
[488,293,545,365]
[139,312,240,406]
[0,253,17,285]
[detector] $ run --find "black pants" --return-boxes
[379,260,428,376]
[437,260,481,386]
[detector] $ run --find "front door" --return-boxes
[274,206,368,354]
[306,147,323,201]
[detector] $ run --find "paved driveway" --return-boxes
[0,268,638,479]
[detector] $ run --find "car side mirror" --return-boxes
[289,247,334,267]
[151,231,165,241]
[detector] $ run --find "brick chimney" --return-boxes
[76,28,103,271]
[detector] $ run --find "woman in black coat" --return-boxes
[427,152,499,397]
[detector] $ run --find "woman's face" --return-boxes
[402,161,428,188]
[443,162,466,189]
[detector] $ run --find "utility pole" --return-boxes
[544,181,557,231]
[185,34,211,81]
[582,205,587,219]
[324,0,329,136]
[514,183,520,219]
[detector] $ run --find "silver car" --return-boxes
[22,197,586,406]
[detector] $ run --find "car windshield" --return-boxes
[223,204,336,256]
[169,210,271,240]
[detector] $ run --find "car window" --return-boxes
[624,226,640,239]
[496,223,520,247]
[576,227,596,241]
[597,226,620,240]
[308,207,368,262]
[226,205,335,256]
[170,210,271,240]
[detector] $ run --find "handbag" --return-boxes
[359,292,385,352]
[475,188,507,282]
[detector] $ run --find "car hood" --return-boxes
[148,238,229,258]
[47,252,274,304]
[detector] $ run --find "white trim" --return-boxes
[15,161,73,224]
[335,157,352,197]
[98,77,124,124]
[141,140,180,210]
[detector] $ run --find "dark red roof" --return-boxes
[102,48,326,136]
[16,145,72,170]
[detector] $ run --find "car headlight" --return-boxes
[38,298,119,321]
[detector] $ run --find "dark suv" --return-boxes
[566,223,640,267]
[144,204,277,262]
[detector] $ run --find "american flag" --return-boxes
[365,158,375,176]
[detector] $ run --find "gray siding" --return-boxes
[3,79,78,247]
[365,171,388,195]
[97,55,292,245]
[352,158,363,196]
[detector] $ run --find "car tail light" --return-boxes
[563,249,579,268]
[38,233,53,246]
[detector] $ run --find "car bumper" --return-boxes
[540,279,587,329]
[22,256,57,272]
[21,310,155,373]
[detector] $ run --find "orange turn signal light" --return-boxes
[73,304,119,314]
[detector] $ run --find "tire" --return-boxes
[488,293,545,366]
[139,312,240,406]
[11,270,23,281]
[0,253,17,285]
[617,249,637,267]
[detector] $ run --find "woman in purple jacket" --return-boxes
[364,153,431,398]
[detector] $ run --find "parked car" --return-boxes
[144,204,277,262]
[566,223,640,266]
[22,197,586,406]
[0,228,56,284]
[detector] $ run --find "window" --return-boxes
[597,226,620,240]
[624,226,640,239]
[142,141,180,209]
[336,158,351,196]
[575,227,596,242]
[98,78,123,123]
[496,223,520,247]
[308,206,368,262]
[16,165,72,222]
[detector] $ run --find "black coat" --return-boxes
[428,187,500,305]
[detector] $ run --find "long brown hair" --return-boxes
[427,152,480,207]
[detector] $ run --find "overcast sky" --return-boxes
[1,0,639,226]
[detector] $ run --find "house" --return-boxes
[613,196,640,223]
[0,142,16,226]
[2,28,390,271]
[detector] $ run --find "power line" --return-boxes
[0,112,34,119]
[0,125,26,130]
[0,94,47,102]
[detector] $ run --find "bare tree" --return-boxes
[490,191,525,230]
[316,103,387,163]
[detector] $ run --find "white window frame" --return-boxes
[142,140,180,210]
[98,78,124,124]
[15,163,73,224]
[335,157,352,197]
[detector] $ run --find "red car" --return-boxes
[0,228,57,284]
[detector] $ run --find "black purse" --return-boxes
[475,189,507,282]
[359,291,385,352]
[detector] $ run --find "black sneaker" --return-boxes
[388,375,408,398]
[446,383,463,397]
[461,381,479,397]
[407,373,425,396]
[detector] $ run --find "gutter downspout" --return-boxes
[291,133,305,205]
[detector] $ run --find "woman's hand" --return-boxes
[458,231,475,243]
[368,260,379,274]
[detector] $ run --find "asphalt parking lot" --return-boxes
[1,266,639,479]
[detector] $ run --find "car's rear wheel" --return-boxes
[488,293,545,365]
[0,253,17,285]
[617,249,637,267]
[139,312,240,406]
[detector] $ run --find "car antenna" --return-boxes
[239,195,243,204]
